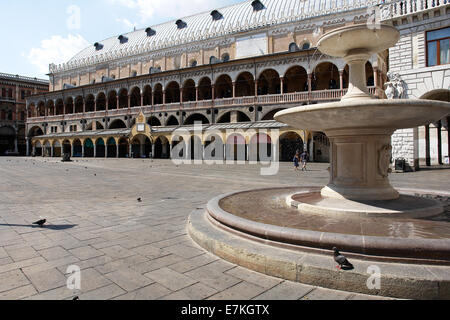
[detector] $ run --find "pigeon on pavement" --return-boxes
[333,247,354,270]
[33,219,47,227]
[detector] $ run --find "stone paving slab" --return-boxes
[0,285,38,300]
[23,268,67,293]
[2,158,448,300]
[113,283,172,300]
[105,269,154,292]
[144,267,198,291]
[0,269,30,294]
[253,281,315,300]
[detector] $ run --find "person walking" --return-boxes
[293,151,300,171]
[300,150,309,171]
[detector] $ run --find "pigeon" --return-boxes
[137,197,142,202]
[72,296,79,300]
[33,219,47,227]
[333,247,354,270]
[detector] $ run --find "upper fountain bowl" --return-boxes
[317,24,400,57]
[274,99,450,133]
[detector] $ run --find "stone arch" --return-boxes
[284,66,308,93]
[96,137,106,158]
[288,42,300,52]
[130,86,141,108]
[118,88,128,109]
[55,99,64,115]
[366,62,374,87]
[313,62,340,90]
[75,96,84,113]
[171,135,186,159]
[106,137,117,158]
[258,69,281,95]
[131,134,152,158]
[148,116,162,127]
[217,111,251,123]
[118,137,129,158]
[166,115,179,126]
[34,140,43,156]
[153,83,163,105]
[108,90,118,110]
[85,94,95,113]
[53,140,62,157]
[72,139,82,157]
[249,132,272,162]
[226,133,246,161]
[109,119,127,129]
[215,74,232,99]
[261,108,286,121]
[65,97,74,114]
[203,133,224,160]
[143,85,152,106]
[184,113,210,125]
[0,126,16,155]
[166,81,180,104]
[279,131,304,162]
[46,100,55,116]
[28,125,44,138]
[182,79,196,102]
[235,72,255,97]
[154,135,170,159]
[43,140,51,157]
[96,92,107,111]
[313,132,330,163]
[37,101,45,116]
[84,138,95,158]
[62,139,71,155]
[198,77,212,101]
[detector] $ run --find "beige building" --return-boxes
[26,0,389,161]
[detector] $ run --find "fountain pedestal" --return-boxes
[321,128,398,200]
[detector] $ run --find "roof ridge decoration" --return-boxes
[49,0,383,74]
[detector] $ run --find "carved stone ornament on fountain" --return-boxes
[385,72,406,99]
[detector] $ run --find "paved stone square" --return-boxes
[0,157,449,300]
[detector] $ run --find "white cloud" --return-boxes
[27,34,90,75]
[116,18,137,29]
[108,0,226,24]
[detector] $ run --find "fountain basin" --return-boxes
[206,187,450,264]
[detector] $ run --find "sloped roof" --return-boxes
[51,0,381,73]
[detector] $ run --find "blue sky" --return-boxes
[0,0,242,79]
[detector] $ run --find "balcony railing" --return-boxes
[27,87,379,124]
[381,0,449,20]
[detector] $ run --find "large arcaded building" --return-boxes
[26,0,408,163]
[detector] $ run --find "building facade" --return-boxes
[26,0,390,162]
[0,73,48,156]
[384,0,450,169]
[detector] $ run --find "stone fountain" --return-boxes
[188,24,450,299]
[275,24,450,215]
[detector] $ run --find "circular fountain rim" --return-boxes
[206,187,450,265]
